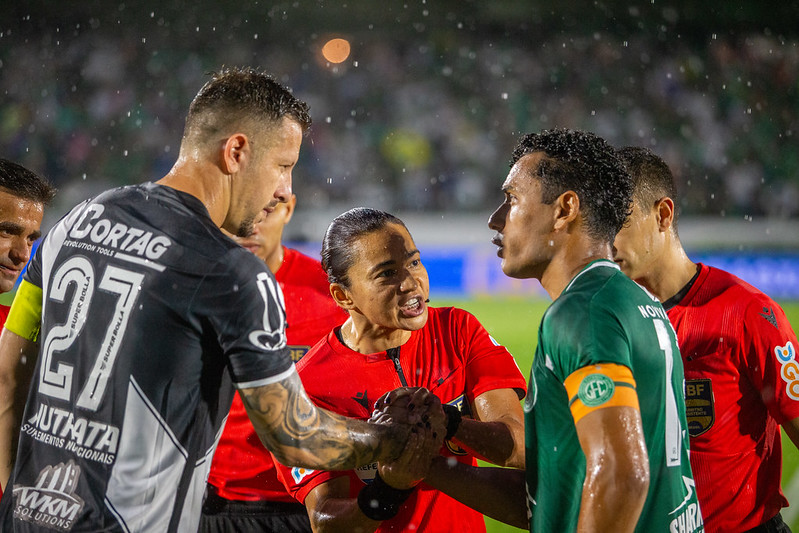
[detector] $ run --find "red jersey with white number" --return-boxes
[275,306,526,533]
[207,247,347,502]
[667,263,799,532]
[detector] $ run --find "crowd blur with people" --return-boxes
[1,16,797,223]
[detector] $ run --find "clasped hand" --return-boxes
[367,387,447,489]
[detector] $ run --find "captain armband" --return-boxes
[564,363,639,424]
[5,280,43,342]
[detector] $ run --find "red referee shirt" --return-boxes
[275,306,526,533]
[669,263,799,532]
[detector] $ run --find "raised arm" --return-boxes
[0,330,39,490]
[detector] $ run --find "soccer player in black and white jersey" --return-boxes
[0,67,430,532]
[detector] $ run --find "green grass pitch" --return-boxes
[436,296,799,532]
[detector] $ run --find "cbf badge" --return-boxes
[685,379,714,436]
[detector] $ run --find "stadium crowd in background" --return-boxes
[1,23,797,223]
[388,128,702,532]
[202,194,347,532]
[0,67,426,531]
[273,207,526,532]
[0,6,797,532]
[613,146,799,533]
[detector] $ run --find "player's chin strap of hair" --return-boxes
[357,472,416,521]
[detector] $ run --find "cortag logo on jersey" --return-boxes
[578,373,615,407]
[12,460,85,531]
[291,466,314,484]
[685,379,714,437]
[67,203,172,262]
[775,341,799,400]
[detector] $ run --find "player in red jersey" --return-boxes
[613,146,799,533]
[274,207,526,533]
[201,194,347,532]
[0,159,54,501]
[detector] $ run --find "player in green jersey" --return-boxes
[384,129,702,533]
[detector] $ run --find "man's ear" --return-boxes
[330,283,354,310]
[220,133,250,174]
[654,197,675,232]
[553,190,580,231]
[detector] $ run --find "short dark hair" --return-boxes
[0,159,56,205]
[184,66,311,145]
[321,207,408,288]
[616,146,680,226]
[510,128,632,243]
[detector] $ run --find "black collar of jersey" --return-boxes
[662,264,701,311]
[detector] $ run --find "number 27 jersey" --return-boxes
[3,183,293,532]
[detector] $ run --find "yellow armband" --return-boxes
[564,363,639,424]
[5,279,43,342]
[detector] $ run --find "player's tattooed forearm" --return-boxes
[239,374,317,432]
[238,372,389,470]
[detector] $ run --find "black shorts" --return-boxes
[745,513,792,533]
[200,487,311,533]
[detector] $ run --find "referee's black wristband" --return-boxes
[442,403,462,441]
[357,472,415,521]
